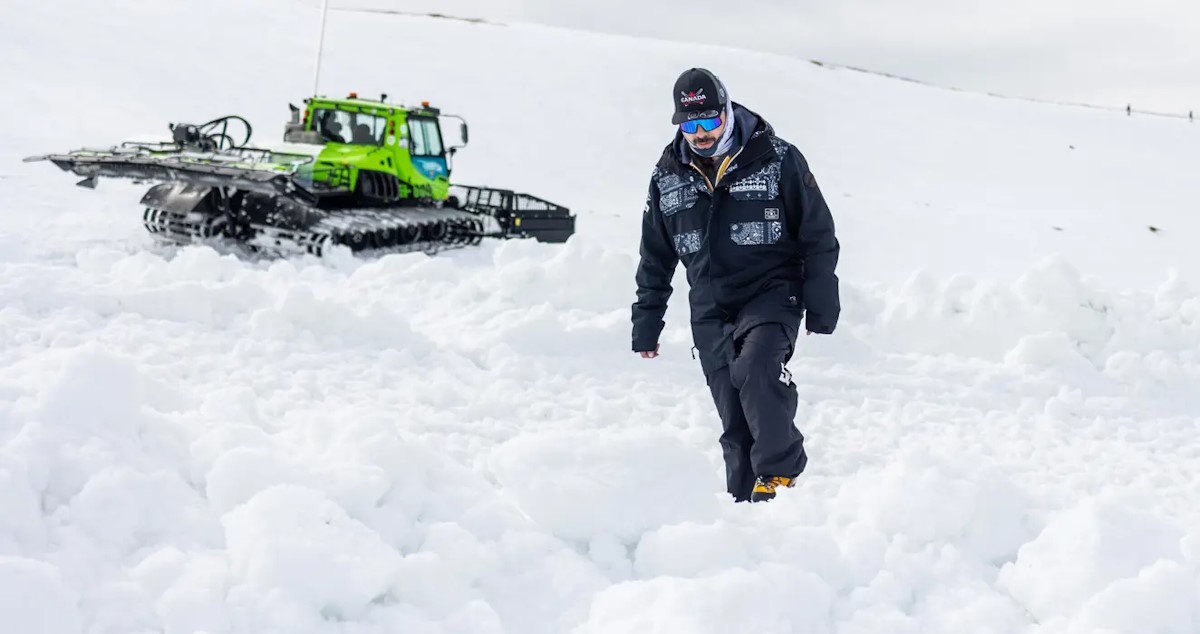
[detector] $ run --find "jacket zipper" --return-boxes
[714,147,744,186]
[688,161,714,192]
[687,145,747,193]
[702,146,748,321]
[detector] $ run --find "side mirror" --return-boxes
[460,122,469,145]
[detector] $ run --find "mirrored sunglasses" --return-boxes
[680,115,722,134]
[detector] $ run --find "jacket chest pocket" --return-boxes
[726,161,780,202]
[726,195,786,246]
[724,161,785,246]
[659,174,702,216]
[730,220,783,246]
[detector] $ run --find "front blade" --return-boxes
[26,151,318,204]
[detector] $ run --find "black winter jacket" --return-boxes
[631,102,840,376]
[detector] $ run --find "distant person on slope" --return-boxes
[631,68,841,503]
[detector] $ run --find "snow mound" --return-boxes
[489,430,722,542]
[0,556,83,634]
[833,446,1034,564]
[222,484,406,628]
[575,565,835,634]
[997,494,1195,631]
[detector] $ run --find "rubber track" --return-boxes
[143,205,489,258]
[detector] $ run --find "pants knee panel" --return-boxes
[731,350,790,389]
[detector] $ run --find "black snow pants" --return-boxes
[706,323,807,502]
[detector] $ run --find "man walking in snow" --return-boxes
[631,68,840,503]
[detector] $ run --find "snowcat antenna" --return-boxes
[312,0,331,94]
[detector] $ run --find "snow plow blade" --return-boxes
[24,152,318,204]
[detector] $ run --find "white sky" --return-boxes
[341,0,1200,115]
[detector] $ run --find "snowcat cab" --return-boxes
[280,93,463,205]
[23,92,575,257]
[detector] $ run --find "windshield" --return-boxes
[312,108,386,145]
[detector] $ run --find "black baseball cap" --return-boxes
[671,68,727,124]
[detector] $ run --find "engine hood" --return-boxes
[316,143,385,165]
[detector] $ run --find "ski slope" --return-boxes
[2,1,1199,633]
[347,0,1200,114]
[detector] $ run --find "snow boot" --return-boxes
[751,475,795,502]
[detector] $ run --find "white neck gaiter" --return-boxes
[712,100,737,157]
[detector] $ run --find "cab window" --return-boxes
[312,108,385,145]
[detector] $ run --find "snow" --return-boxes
[341,0,1200,113]
[0,556,84,634]
[2,0,1199,632]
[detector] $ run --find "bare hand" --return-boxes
[638,344,660,358]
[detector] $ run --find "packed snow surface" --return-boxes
[2,1,1199,632]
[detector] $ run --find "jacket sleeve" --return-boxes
[783,146,840,334]
[631,176,679,351]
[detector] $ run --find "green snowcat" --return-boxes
[24,93,575,256]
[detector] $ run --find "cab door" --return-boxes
[405,115,450,199]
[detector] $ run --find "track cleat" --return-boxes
[751,475,796,502]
